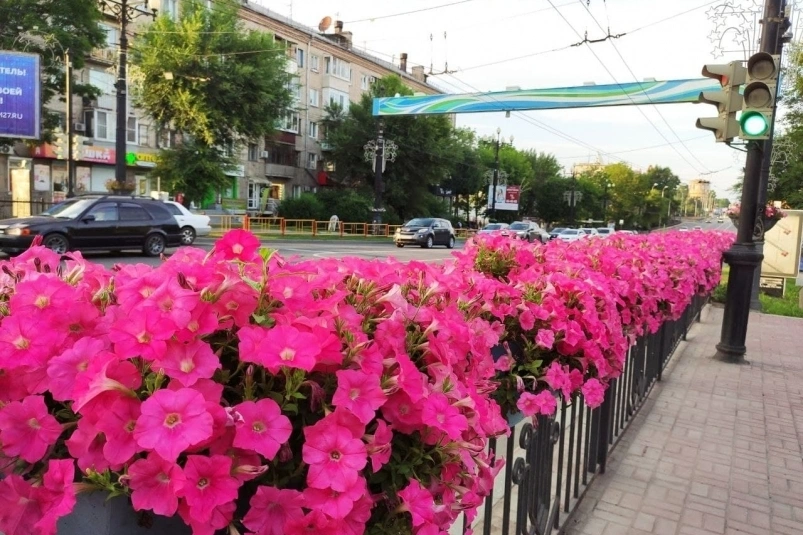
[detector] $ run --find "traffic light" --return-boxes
[739,52,780,140]
[53,128,67,160]
[695,62,746,143]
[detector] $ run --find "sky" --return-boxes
[253,0,798,200]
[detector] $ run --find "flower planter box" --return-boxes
[729,215,780,234]
[57,493,191,535]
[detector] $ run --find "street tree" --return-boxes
[0,0,106,142]
[518,150,562,217]
[131,0,292,202]
[477,137,533,223]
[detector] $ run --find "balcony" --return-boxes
[265,163,296,179]
[321,74,350,92]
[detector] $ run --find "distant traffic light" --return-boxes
[695,62,746,143]
[739,52,780,140]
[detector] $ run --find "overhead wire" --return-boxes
[578,0,715,173]
[344,0,479,24]
[546,0,708,175]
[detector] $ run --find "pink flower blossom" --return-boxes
[232,399,292,460]
[543,362,573,398]
[0,395,63,463]
[179,455,240,523]
[398,479,435,527]
[71,353,140,414]
[302,417,367,492]
[239,324,321,374]
[581,378,606,408]
[155,339,221,387]
[303,478,366,519]
[366,419,393,472]
[46,337,108,401]
[421,393,468,440]
[35,459,77,535]
[535,329,555,349]
[127,453,186,516]
[242,486,305,535]
[332,369,387,424]
[516,391,558,417]
[213,229,261,261]
[94,396,141,465]
[133,388,214,461]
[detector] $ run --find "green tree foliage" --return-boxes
[131,0,292,147]
[277,193,325,220]
[0,0,106,142]
[151,139,237,203]
[316,188,375,222]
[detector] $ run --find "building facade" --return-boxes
[0,0,440,217]
[687,179,711,200]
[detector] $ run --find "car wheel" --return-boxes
[143,233,167,257]
[180,226,196,245]
[527,234,533,243]
[422,235,434,249]
[43,233,69,255]
[396,243,404,248]
[447,236,455,249]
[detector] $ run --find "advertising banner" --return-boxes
[0,51,40,139]
[487,185,520,211]
[761,210,803,278]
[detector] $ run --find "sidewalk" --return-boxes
[564,305,803,535]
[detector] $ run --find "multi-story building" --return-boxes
[687,179,711,200]
[1,1,440,217]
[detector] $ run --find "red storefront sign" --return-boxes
[33,143,116,164]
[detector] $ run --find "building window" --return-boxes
[247,143,259,161]
[309,88,319,107]
[158,129,177,149]
[310,54,320,72]
[221,142,234,157]
[361,75,371,90]
[296,47,304,68]
[126,117,138,144]
[292,185,302,198]
[138,124,150,146]
[93,110,113,141]
[264,142,297,166]
[100,24,118,50]
[162,0,178,19]
[280,112,300,133]
[324,57,351,81]
[324,88,350,112]
[308,121,318,139]
[307,153,317,170]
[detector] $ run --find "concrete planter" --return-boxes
[57,492,191,535]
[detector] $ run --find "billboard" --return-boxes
[0,51,40,140]
[487,185,520,211]
[761,210,803,278]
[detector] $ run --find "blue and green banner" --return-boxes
[372,79,721,116]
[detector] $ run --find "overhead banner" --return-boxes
[0,51,40,139]
[488,185,519,211]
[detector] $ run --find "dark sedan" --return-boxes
[0,196,182,256]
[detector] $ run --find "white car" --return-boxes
[163,201,212,245]
[556,229,584,242]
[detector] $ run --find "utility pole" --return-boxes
[491,127,501,221]
[65,48,76,198]
[99,0,157,185]
[716,0,786,363]
[364,121,397,230]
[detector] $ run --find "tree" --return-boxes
[322,74,462,223]
[477,137,534,223]
[597,163,651,229]
[0,0,106,143]
[151,139,236,203]
[530,176,572,225]
[441,128,484,221]
[131,0,292,202]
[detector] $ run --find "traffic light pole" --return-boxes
[65,49,76,198]
[715,0,783,363]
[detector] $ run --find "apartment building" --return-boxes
[1,0,440,216]
[688,179,711,200]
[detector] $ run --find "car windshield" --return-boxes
[41,199,96,219]
[551,228,565,234]
[405,218,434,227]
[562,229,578,235]
[483,224,504,230]
[509,223,528,230]
[597,228,611,233]
[580,229,592,234]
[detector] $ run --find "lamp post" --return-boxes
[98,0,157,185]
[364,122,398,229]
[491,127,501,221]
[602,181,612,223]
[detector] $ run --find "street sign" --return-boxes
[759,276,785,298]
[0,51,41,139]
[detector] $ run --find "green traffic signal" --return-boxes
[739,111,769,137]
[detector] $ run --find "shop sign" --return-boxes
[125,152,159,167]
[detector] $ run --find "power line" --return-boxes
[344,0,479,24]
[578,0,714,173]
[547,0,708,175]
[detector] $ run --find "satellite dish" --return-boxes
[318,16,332,32]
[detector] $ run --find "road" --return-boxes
[0,222,735,268]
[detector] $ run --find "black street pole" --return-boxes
[569,172,576,227]
[115,0,129,185]
[373,122,384,228]
[65,48,76,198]
[491,132,500,221]
[715,0,783,363]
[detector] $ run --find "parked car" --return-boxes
[555,228,584,242]
[163,201,212,245]
[694,226,703,231]
[579,228,600,238]
[394,218,456,249]
[679,226,689,232]
[508,221,549,243]
[0,195,182,256]
[717,218,724,223]
[478,223,510,234]
[595,227,614,238]
[548,227,566,240]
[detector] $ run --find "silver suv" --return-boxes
[509,221,549,243]
[394,218,456,249]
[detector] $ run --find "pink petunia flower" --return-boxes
[0,474,42,535]
[303,478,366,519]
[398,479,436,527]
[365,419,393,473]
[108,310,174,361]
[46,337,108,401]
[543,362,572,398]
[94,397,141,465]
[155,339,221,387]
[332,369,387,424]
[34,459,77,535]
[516,391,558,417]
[239,324,321,374]
[581,378,606,408]
[179,455,241,524]
[177,499,236,535]
[127,453,186,517]
[232,399,292,460]
[133,388,214,462]
[302,417,367,492]
[242,486,305,535]
[213,229,261,261]
[0,395,63,463]
[71,353,140,414]
[535,329,555,349]
[421,393,468,440]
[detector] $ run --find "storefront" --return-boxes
[32,140,116,194]
[126,151,159,197]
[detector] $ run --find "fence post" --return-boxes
[596,386,615,474]
[312,220,317,237]
[281,218,286,236]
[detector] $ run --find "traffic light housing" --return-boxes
[739,52,780,140]
[695,62,746,143]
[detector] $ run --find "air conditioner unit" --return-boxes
[0,145,12,154]
[260,151,270,159]
[73,122,86,132]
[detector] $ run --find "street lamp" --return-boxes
[602,181,613,222]
[491,127,502,221]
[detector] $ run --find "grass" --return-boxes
[712,265,803,318]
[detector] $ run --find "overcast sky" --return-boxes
[255,0,794,200]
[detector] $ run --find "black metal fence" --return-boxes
[469,294,707,535]
[0,199,57,219]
